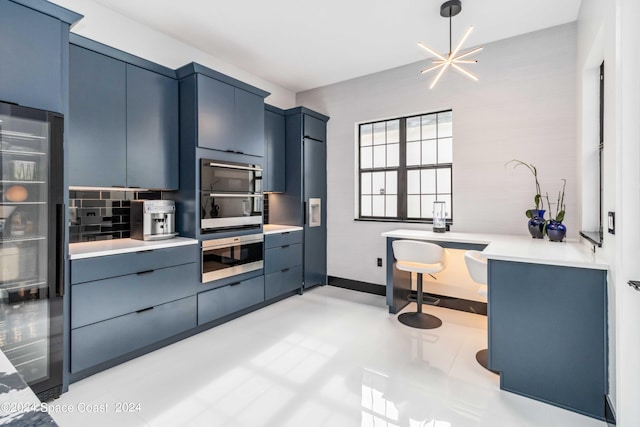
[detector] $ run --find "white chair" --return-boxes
[392,240,448,329]
[464,250,497,373]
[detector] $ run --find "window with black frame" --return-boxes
[358,110,453,222]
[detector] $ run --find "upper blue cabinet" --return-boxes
[69,36,179,190]
[0,0,81,113]
[177,63,269,158]
[264,104,285,193]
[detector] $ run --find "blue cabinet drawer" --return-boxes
[198,275,264,325]
[72,263,198,329]
[71,244,197,284]
[265,266,302,300]
[265,243,302,274]
[71,296,197,373]
[264,230,303,249]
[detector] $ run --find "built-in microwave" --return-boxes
[201,233,264,283]
[200,159,263,232]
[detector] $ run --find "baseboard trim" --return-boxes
[605,395,616,426]
[328,276,385,296]
[327,276,487,315]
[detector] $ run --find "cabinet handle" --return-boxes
[229,282,242,287]
[136,249,154,254]
[112,185,125,188]
[282,232,290,235]
[303,202,307,225]
[56,204,65,297]
[282,244,290,248]
[281,268,290,273]
[236,151,245,155]
[137,269,155,275]
[136,306,154,314]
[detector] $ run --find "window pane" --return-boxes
[386,171,397,195]
[421,169,436,194]
[422,195,437,218]
[361,195,372,216]
[373,122,386,145]
[361,146,373,169]
[438,111,453,138]
[360,124,373,146]
[386,143,399,167]
[387,120,400,143]
[422,115,437,140]
[407,117,421,141]
[408,195,420,218]
[438,194,452,219]
[361,172,372,195]
[373,145,386,168]
[438,138,452,164]
[372,195,385,216]
[437,168,451,193]
[421,140,437,165]
[406,141,420,166]
[386,195,397,217]
[407,170,420,194]
[372,172,385,195]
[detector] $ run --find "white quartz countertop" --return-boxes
[381,229,608,271]
[263,224,303,235]
[69,237,199,260]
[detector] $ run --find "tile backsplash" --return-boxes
[69,190,162,243]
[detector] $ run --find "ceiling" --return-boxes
[91,0,582,93]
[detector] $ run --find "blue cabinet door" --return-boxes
[0,1,63,113]
[69,45,127,187]
[197,75,235,152]
[126,64,179,189]
[264,108,285,192]
[235,88,264,157]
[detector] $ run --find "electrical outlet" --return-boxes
[377,257,382,267]
[608,212,615,234]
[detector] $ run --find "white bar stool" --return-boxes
[392,240,447,329]
[464,250,497,373]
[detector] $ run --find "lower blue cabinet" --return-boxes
[198,276,265,325]
[71,296,196,373]
[265,266,302,300]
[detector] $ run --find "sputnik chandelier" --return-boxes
[418,0,483,89]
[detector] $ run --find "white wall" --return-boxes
[296,24,578,286]
[48,0,296,108]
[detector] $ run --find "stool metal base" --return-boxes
[398,312,442,329]
[475,349,499,374]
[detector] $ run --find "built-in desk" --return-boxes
[381,229,609,421]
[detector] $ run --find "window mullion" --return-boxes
[398,118,407,220]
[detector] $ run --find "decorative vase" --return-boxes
[527,209,546,239]
[546,220,567,242]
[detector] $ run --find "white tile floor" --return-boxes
[51,286,606,427]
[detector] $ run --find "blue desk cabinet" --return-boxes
[488,260,607,420]
[0,1,77,113]
[69,36,179,189]
[264,105,286,192]
[126,64,179,190]
[69,45,127,187]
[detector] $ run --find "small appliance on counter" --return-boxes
[130,200,177,241]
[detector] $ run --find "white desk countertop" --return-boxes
[381,229,608,271]
[69,237,199,260]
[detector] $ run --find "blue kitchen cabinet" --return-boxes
[177,63,269,158]
[264,104,286,192]
[264,230,303,299]
[126,64,179,190]
[0,1,80,113]
[196,75,236,153]
[269,107,329,289]
[69,36,179,189]
[69,44,127,187]
[197,275,265,325]
[235,88,265,157]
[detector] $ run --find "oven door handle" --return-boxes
[208,193,262,198]
[206,162,263,172]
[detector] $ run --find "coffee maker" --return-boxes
[130,200,177,240]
